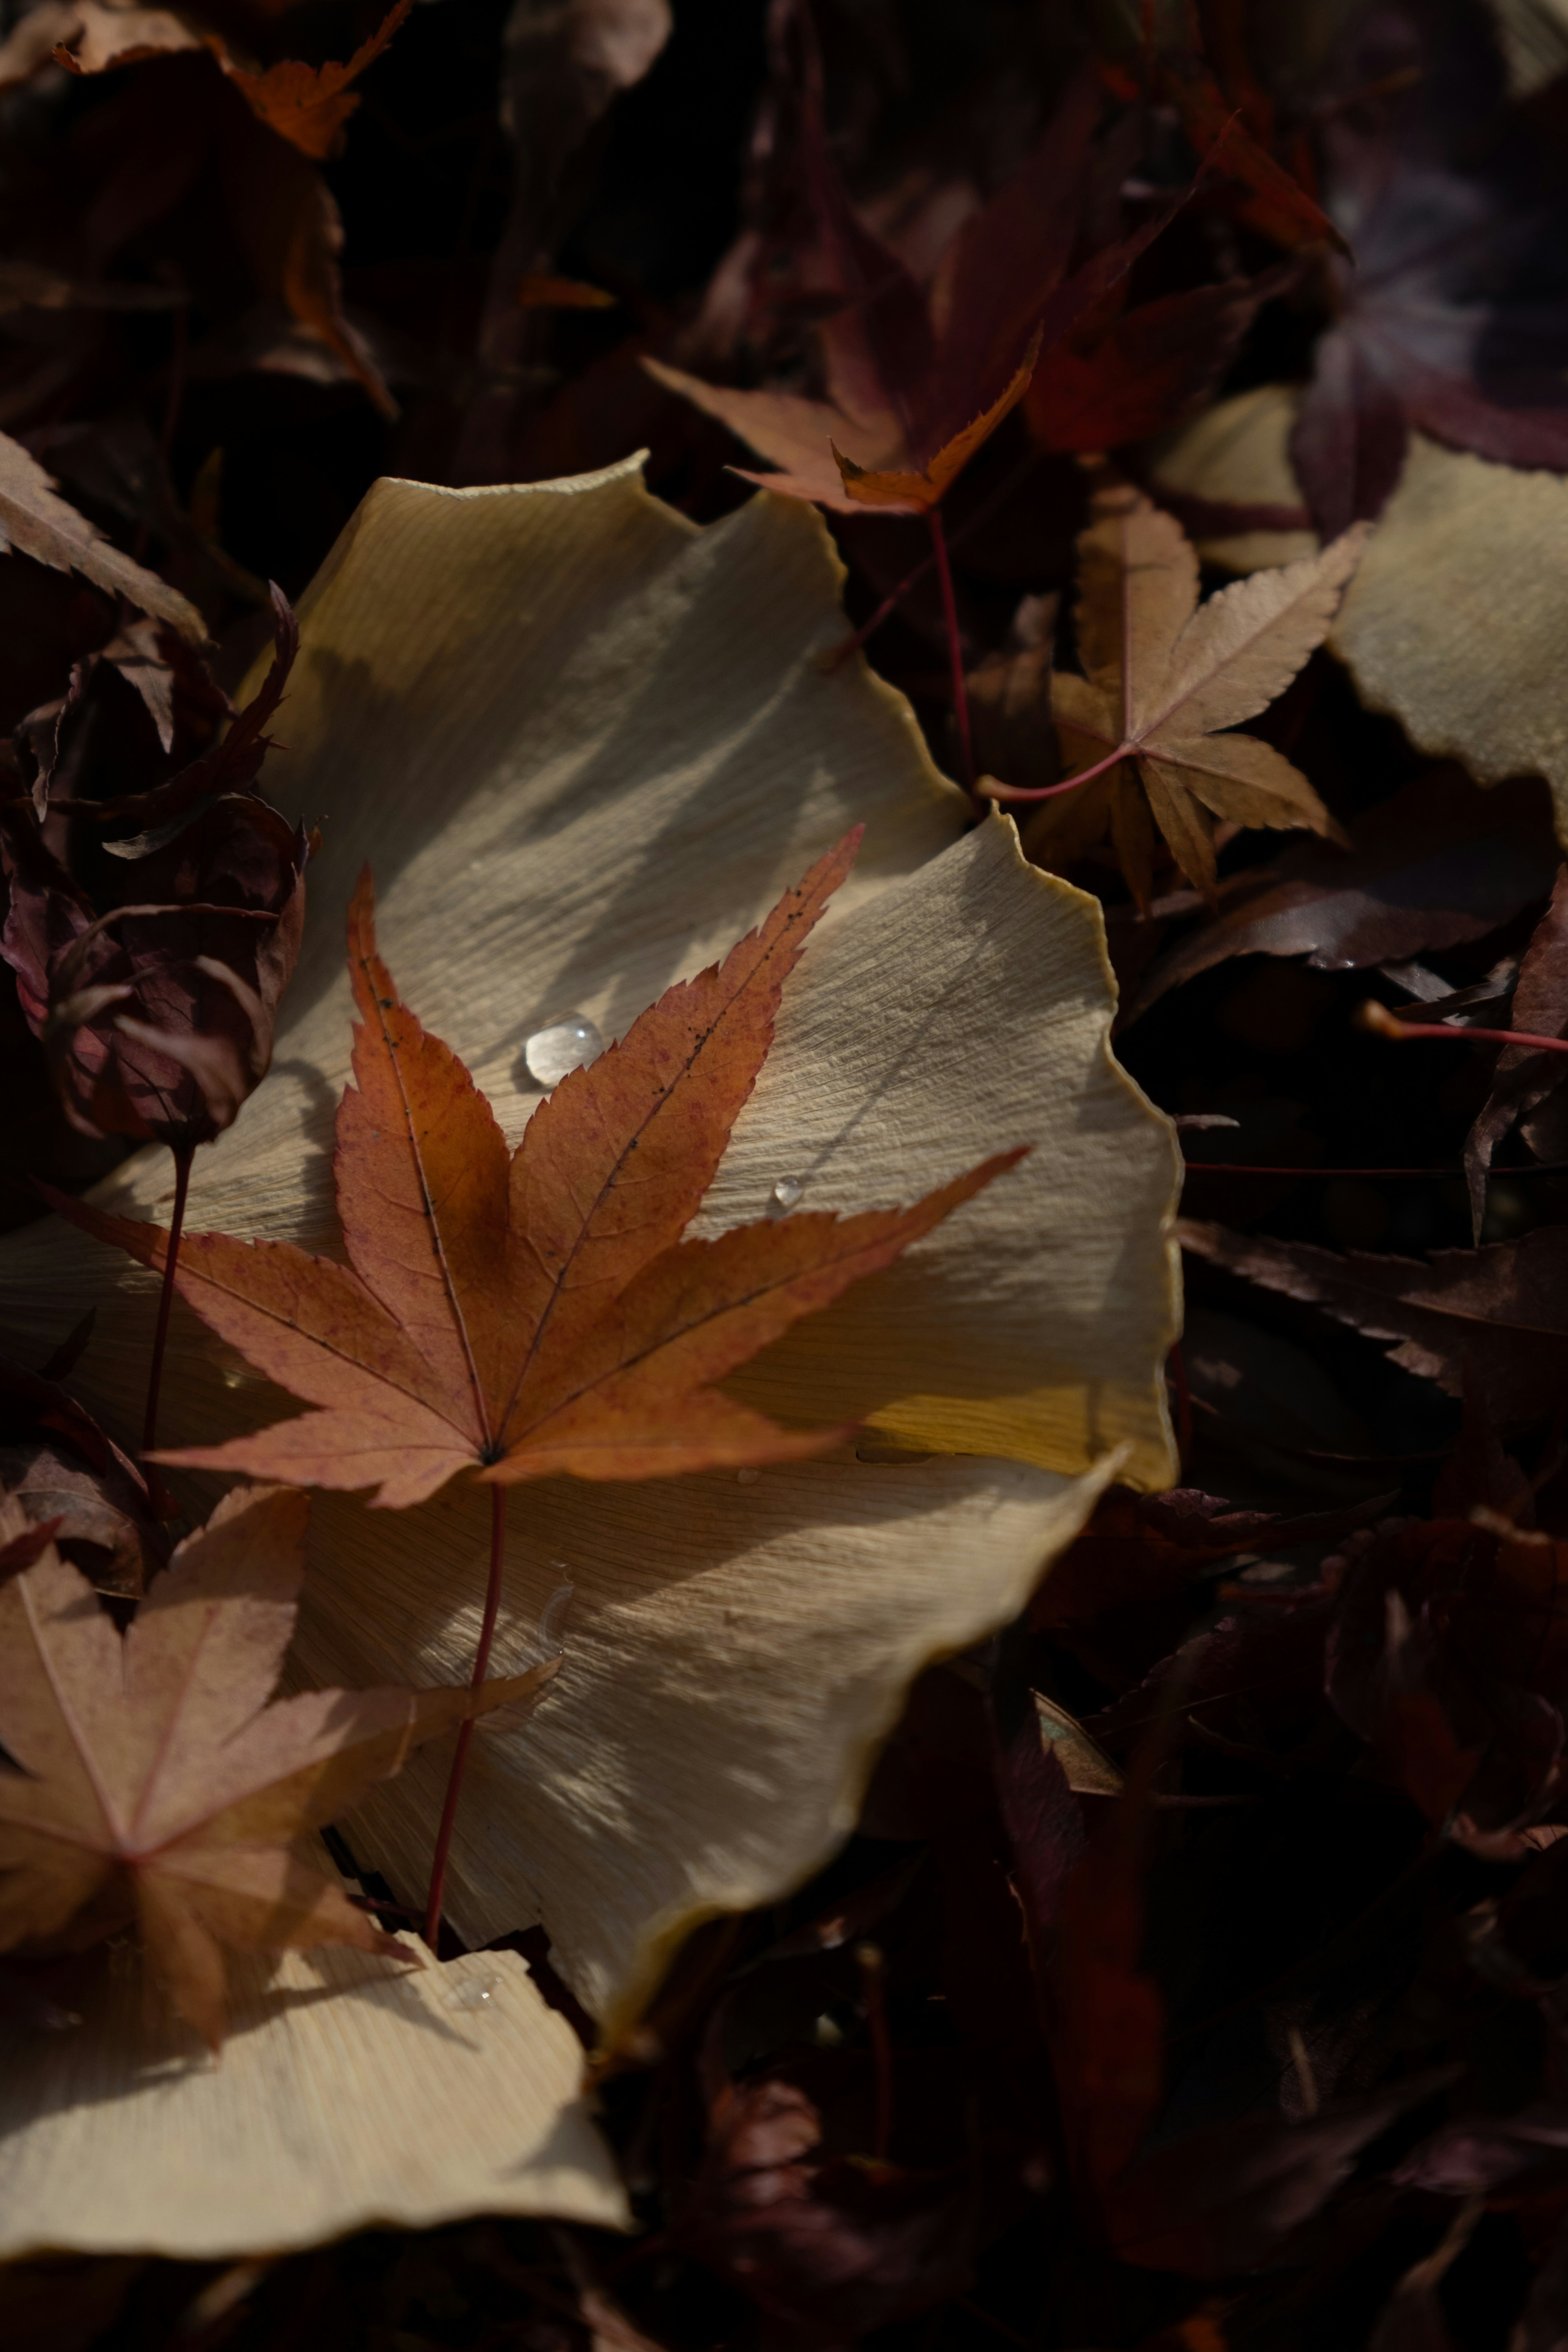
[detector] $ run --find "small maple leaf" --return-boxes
[53,835,1025,1506]
[210,0,413,161]
[646,68,1173,517]
[989,482,1367,906]
[0,1482,552,2048]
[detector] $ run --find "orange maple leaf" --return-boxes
[54,834,1024,1508]
[212,0,412,161]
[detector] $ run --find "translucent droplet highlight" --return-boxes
[769,1176,803,1214]
[524,1015,603,1089]
[450,1976,498,2012]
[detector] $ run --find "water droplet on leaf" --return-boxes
[450,1975,498,2011]
[524,1015,603,1089]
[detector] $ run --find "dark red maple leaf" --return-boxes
[1327,1512,1568,1845]
[1292,0,1568,536]
[673,2073,986,2341]
[649,58,1180,516]
[0,592,309,1154]
[1025,265,1293,455]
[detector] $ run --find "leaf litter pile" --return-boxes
[18,1,1568,2347]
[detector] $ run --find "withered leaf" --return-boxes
[1106,2079,1456,2276]
[56,842,1023,1503]
[0,1483,553,2047]
[0,587,307,1154]
[648,70,1171,515]
[1121,771,1559,1026]
[1179,1216,1568,1428]
[673,2074,984,2337]
[0,1333,162,1596]
[0,428,205,646]
[992,481,1366,905]
[212,0,412,160]
[1025,270,1290,457]
[1464,864,1568,1236]
[1291,0,1568,537]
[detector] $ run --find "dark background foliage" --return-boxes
[13,1,1568,2345]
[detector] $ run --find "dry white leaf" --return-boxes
[0,455,1181,2033]
[0,1936,627,2258]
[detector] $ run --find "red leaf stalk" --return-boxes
[425,1478,507,1950]
[927,507,978,809]
[1357,1002,1568,1056]
[984,739,1130,802]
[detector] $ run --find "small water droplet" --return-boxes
[450,1975,498,2011]
[735,1468,760,1486]
[769,1176,803,1214]
[525,1014,604,1089]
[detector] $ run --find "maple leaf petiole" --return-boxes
[141,1143,193,1514]
[1356,1002,1568,1057]
[983,739,1131,803]
[926,506,979,810]
[826,452,1045,673]
[425,1478,508,1951]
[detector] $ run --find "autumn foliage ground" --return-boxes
[12,0,1568,2348]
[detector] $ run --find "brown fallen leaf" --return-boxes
[985,479,1367,905]
[1464,866,1568,1236]
[0,258,182,314]
[0,1329,164,1596]
[0,1482,553,2046]
[646,70,1167,519]
[30,0,409,160]
[1178,1217,1568,1428]
[56,844,1022,1503]
[1034,1691,1123,1797]
[1120,770,1558,1026]
[211,0,412,160]
[222,113,397,418]
[0,428,205,646]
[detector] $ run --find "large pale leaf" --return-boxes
[0,1936,628,2258]
[0,456,1180,2027]
[1155,390,1568,853]
[1334,437,1568,851]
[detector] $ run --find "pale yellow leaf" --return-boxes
[0,456,1181,2030]
[1333,435,1568,851]
[1149,383,1319,571]
[0,1936,626,2258]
